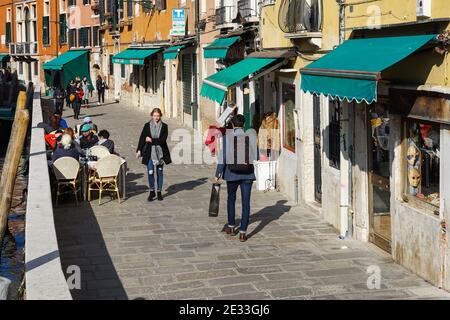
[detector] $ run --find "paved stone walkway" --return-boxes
[54,100,450,300]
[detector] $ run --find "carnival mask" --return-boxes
[407,145,419,165]
[408,168,421,188]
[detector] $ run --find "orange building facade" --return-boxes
[100,0,180,111]
[1,0,70,86]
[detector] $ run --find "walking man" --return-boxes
[214,114,257,242]
[53,86,66,114]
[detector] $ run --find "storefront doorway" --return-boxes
[368,103,392,252]
[313,95,322,203]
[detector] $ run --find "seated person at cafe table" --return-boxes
[52,134,80,162]
[79,123,99,149]
[97,129,115,153]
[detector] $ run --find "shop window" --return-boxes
[329,99,340,169]
[145,59,158,93]
[404,120,440,209]
[282,82,295,152]
[19,62,23,75]
[34,61,39,76]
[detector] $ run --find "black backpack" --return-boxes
[227,135,254,174]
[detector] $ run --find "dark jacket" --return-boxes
[96,79,106,92]
[53,88,66,104]
[79,133,99,149]
[98,139,115,154]
[52,145,80,162]
[137,121,171,165]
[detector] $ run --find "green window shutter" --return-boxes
[43,16,50,45]
[5,22,11,44]
[60,14,67,44]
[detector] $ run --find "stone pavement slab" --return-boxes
[53,101,450,300]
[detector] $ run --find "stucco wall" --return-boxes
[345,0,450,30]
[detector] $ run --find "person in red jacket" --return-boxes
[73,82,84,120]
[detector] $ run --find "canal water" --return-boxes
[0,121,26,300]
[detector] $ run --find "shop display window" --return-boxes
[404,120,440,208]
[282,83,296,152]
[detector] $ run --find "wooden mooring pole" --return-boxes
[0,91,30,243]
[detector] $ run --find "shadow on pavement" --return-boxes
[221,200,291,239]
[54,201,128,300]
[163,177,209,198]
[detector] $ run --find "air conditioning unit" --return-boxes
[416,0,431,19]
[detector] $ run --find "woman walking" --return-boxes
[136,108,171,202]
[96,75,106,105]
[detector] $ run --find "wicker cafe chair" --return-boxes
[52,157,81,206]
[88,154,122,205]
[90,145,111,159]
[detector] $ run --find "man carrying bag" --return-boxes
[213,114,257,242]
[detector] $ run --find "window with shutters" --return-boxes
[118,0,124,20]
[83,0,90,5]
[5,22,11,45]
[43,16,50,45]
[92,26,99,46]
[329,99,341,169]
[127,0,133,17]
[78,27,89,47]
[69,29,77,47]
[68,0,76,6]
[109,54,114,75]
[60,14,68,44]
[121,64,126,79]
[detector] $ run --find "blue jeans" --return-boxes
[147,160,164,191]
[226,180,253,233]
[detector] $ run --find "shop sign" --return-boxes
[171,9,185,37]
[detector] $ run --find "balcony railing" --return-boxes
[9,42,39,56]
[215,6,238,27]
[238,0,259,20]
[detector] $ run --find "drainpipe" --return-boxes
[338,0,345,44]
[336,0,353,238]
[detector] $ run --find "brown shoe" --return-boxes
[222,226,238,235]
[239,233,248,242]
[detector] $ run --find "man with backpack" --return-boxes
[53,86,66,114]
[214,114,257,242]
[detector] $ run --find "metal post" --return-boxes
[193,0,200,129]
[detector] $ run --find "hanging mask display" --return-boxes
[408,167,421,188]
[407,145,419,166]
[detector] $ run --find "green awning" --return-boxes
[0,54,10,62]
[112,48,161,65]
[300,34,438,104]
[203,36,240,59]
[163,45,186,60]
[200,58,278,104]
[43,50,92,88]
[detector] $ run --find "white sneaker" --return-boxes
[97,102,101,106]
